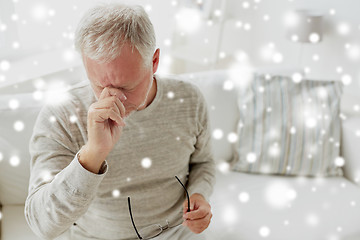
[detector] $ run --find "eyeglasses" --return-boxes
[127,176,190,239]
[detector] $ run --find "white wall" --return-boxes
[219,0,360,117]
[170,0,360,117]
[0,0,359,117]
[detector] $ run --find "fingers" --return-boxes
[89,95,126,127]
[99,87,127,102]
[183,206,209,220]
[92,108,124,127]
[182,212,212,234]
[96,86,127,120]
[183,200,187,214]
[94,96,126,118]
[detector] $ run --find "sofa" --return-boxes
[1,68,360,240]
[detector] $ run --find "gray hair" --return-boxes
[74,3,156,66]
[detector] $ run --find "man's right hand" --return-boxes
[79,87,128,174]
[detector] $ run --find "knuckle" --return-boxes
[112,102,118,110]
[88,107,96,116]
[111,95,117,102]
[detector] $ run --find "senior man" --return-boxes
[25,3,216,240]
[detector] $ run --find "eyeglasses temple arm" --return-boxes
[127,197,143,239]
[175,176,190,212]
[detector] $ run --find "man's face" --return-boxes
[83,44,155,116]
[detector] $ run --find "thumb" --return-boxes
[190,199,195,211]
[183,199,188,214]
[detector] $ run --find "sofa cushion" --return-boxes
[1,205,70,240]
[0,93,43,205]
[341,116,360,185]
[231,74,344,177]
[205,170,360,240]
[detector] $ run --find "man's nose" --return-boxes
[108,87,127,102]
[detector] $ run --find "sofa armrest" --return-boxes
[341,116,360,185]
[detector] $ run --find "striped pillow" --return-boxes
[231,74,344,177]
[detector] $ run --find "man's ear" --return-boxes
[152,48,160,74]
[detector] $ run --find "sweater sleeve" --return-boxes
[24,104,108,240]
[186,86,216,202]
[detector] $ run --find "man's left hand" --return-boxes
[182,193,212,234]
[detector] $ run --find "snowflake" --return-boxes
[227,132,238,143]
[167,91,174,99]
[355,130,360,137]
[244,23,251,31]
[268,142,280,157]
[317,87,328,99]
[235,21,243,28]
[33,90,43,101]
[31,4,49,21]
[312,54,320,61]
[63,49,76,62]
[341,74,352,85]
[259,226,271,237]
[9,99,20,110]
[163,38,171,46]
[175,8,201,33]
[336,66,343,73]
[212,129,223,140]
[272,52,283,63]
[217,161,230,173]
[219,51,226,59]
[112,189,120,198]
[290,126,296,134]
[49,116,56,123]
[291,34,299,42]
[346,44,360,60]
[70,115,77,123]
[246,152,257,163]
[0,60,11,71]
[41,170,53,182]
[329,9,336,15]
[238,192,250,203]
[242,2,250,9]
[309,33,321,43]
[0,23,7,31]
[12,42,20,49]
[305,117,317,128]
[141,157,152,168]
[263,14,270,21]
[337,22,350,35]
[305,213,319,226]
[222,205,238,224]
[258,86,265,93]
[9,155,20,167]
[265,180,297,209]
[14,120,25,132]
